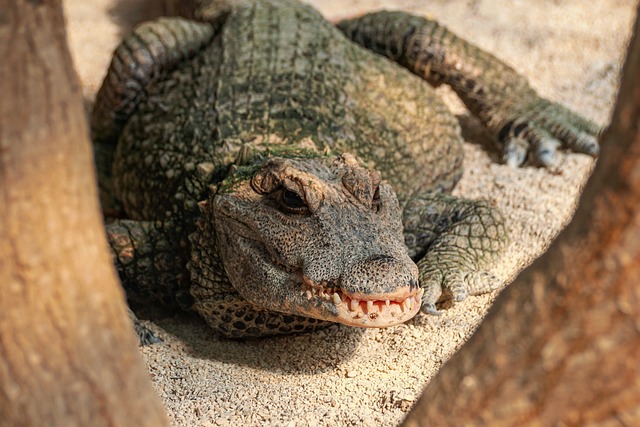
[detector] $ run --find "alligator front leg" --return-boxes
[107,219,191,344]
[338,12,600,167]
[403,192,507,314]
[107,220,190,306]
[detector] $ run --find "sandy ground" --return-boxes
[63,0,635,425]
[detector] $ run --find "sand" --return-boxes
[63,0,635,425]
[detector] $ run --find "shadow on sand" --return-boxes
[145,313,367,375]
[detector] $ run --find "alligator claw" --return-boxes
[129,308,163,346]
[503,136,529,168]
[420,301,443,316]
[499,100,601,167]
[420,269,501,315]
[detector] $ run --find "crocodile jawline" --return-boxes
[301,275,423,327]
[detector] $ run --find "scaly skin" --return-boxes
[338,11,600,167]
[92,0,597,342]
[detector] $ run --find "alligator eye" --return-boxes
[280,188,309,214]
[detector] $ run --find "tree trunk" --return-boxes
[0,1,170,426]
[402,7,640,427]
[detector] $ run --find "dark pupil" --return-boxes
[373,185,380,200]
[282,189,306,208]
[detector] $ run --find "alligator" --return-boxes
[92,0,600,342]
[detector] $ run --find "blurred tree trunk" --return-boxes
[403,7,640,427]
[0,1,170,426]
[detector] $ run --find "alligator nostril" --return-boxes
[409,279,418,289]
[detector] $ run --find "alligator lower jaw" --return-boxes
[301,281,424,327]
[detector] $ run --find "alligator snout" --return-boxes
[309,253,423,327]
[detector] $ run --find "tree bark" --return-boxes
[0,1,170,426]
[402,6,640,427]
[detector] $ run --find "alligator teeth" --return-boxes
[333,293,341,305]
[303,284,424,318]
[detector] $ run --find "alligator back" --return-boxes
[110,0,463,226]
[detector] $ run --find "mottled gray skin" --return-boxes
[93,0,598,341]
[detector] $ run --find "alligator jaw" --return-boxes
[301,276,423,327]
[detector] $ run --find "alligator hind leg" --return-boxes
[402,192,507,314]
[338,12,600,167]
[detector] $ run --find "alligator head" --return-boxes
[209,152,422,327]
